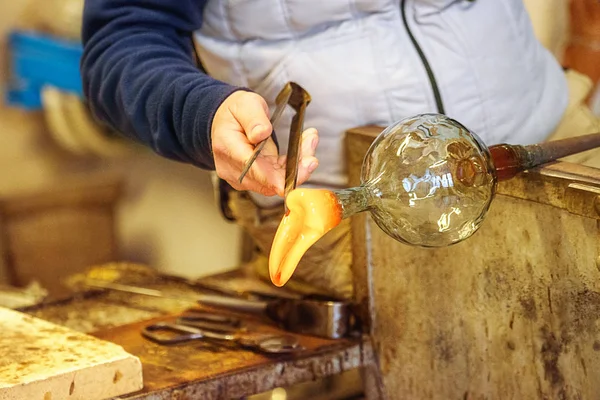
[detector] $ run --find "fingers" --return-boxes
[215,133,283,196]
[241,137,285,196]
[228,91,273,144]
[212,91,282,196]
[211,90,320,197]
[270,127,320,191]
[295,157,319,187]
[296,128,319,186]
[301,128,319,158]
[258,137,285,195]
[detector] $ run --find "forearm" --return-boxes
[80,0,242,169]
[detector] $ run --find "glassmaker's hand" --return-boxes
[211,91,319,197]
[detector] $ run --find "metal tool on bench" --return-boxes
[141,312,304,354]
[85,279,352,339]
[176,310,244,333]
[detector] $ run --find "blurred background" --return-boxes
[0,0,598,300]
[0,0,245,300]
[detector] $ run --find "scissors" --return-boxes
[141,311,304,354]
[141,323,304,354]
[238,82,312,211]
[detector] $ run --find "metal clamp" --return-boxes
[238,82,312,211]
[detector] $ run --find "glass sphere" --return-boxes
[361,113,497,247]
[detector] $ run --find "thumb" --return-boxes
[232,92,273,144]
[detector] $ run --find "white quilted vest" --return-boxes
[193,0,568,207]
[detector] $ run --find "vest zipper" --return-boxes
[400,0,445,114]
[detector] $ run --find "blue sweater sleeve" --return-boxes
[80,0,242,170]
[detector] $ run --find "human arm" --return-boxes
[80,0,318,196]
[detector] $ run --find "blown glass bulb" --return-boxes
[351,113,497,247]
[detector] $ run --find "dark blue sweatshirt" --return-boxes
[81,0,241,170]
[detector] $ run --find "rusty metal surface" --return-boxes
[93,313,372,399]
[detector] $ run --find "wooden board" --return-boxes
[0,307,143,400]
[93,310,372,399]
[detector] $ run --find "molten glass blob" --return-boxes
[268,189,342,287]
[269,113,600,287]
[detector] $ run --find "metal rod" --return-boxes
[521,132,600,168]
[84,279,268,314]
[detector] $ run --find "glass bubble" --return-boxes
[348,113,497,247]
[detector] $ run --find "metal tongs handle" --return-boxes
[283,83,311,210]
[238,82,312,210]
[238,84,293,183]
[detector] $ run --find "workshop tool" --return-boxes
[142,321,304,354]
[67,262,304,301]
[282,82,311,210]
[192,275,303,301]
[238,81,312,209]
[238,82,292,183]
[84,279,353,339]
[176,310,244,333]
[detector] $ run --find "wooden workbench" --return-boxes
[18,268,373,399]
[94,315,371,399]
